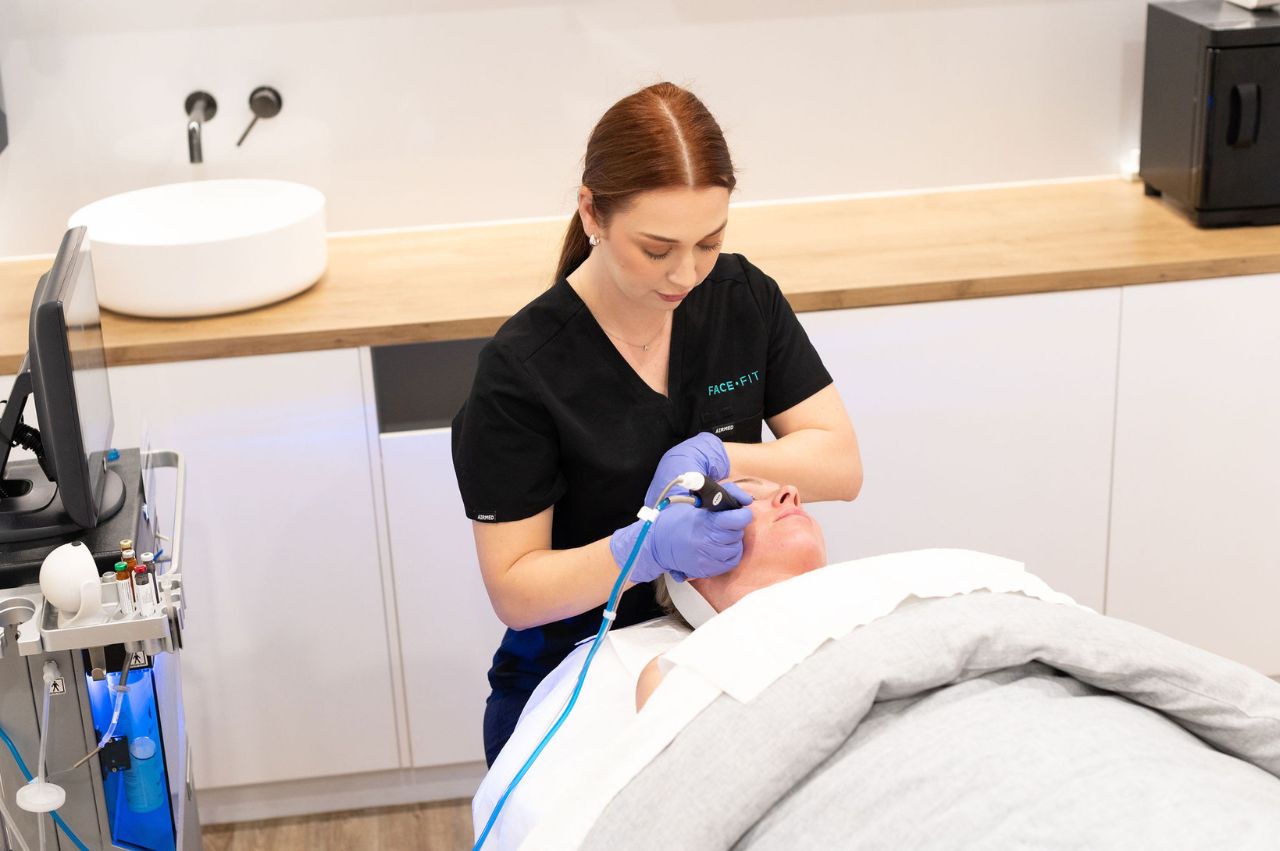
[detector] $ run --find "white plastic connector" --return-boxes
[677,472,706,491]
[601,609,617,622]
[15,780,65,813]
[41,660,59,686]
[636,506,660,523]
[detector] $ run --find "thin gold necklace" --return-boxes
[601,317,668,352]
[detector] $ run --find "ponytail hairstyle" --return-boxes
[555,82,737,283]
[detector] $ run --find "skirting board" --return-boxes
[199,762,488,825]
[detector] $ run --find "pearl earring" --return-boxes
[588,234,601,247]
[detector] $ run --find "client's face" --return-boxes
[690,477,827,612]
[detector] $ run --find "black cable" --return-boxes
[1,409,54,485]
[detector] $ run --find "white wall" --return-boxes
[0,0,1147,258]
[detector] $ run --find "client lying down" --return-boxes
[478,478,1280,850]
[638,476,828,710]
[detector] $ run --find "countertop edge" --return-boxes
[4,254,1277,374]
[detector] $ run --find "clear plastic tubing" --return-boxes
[35,662,57,851]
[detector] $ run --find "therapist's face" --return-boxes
[587,185,729,310]
[690,476,827,612]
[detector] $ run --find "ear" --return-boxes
[578,187,603,237]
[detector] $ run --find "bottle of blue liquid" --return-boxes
[123,736,166,813]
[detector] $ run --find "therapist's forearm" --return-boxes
[496,538,635,631]
[724,428,862,502]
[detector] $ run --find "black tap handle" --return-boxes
[237,86,283,147]
[249,86,283,119]
[690,478,742,512]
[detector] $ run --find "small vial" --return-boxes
[121,550,139,600]
[134,567,157,617]
[140,553,161,609]
[119,540,135,574]
[114,562,136,618]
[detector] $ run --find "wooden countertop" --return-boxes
[3,178,1280,373]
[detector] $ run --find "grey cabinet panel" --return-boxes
[371,339,487,433]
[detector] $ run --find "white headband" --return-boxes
[664,573,718,628]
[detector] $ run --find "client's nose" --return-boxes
[773,485,801,508]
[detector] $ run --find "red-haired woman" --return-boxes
[452,82,862,766]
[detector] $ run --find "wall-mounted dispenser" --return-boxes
[0,67,9,154]
[1139,1,1280,226]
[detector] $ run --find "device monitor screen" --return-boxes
[30,227,116,528]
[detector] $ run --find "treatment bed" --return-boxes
[475,550,1280,850]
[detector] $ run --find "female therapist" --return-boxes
[452,81,862,766]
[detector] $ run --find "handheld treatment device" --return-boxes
[472,471,742,850]
[669,473,743,513]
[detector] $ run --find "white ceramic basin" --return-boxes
[68,179,327,318]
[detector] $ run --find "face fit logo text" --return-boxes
[708,370,760,396]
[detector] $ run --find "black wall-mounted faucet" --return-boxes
[184,91,217,164]
[237,86,283,147]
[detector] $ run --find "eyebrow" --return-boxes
[639,220,728,245]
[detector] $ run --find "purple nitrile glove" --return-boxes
[610,481,755,584]
[645,433,731,509]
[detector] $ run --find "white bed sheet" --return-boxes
[520,549,1090,850]
[471,615,692,849]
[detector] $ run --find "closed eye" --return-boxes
[644,242,722,261]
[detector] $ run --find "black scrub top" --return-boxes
[451,252,833,700]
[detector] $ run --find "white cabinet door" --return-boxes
[1107,274,1280,676]
[798,288,1121,610]
[106,349,401,788]
[379,428,505,768]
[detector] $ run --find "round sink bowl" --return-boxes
[69,179,327,318]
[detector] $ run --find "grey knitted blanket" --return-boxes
[581,593,1280,850]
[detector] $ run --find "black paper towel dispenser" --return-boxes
[0,67,7,155]
[1140,1,1280,226]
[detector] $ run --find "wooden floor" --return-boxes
[202,798,473,851]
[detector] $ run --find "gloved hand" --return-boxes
[645,432,731,509]
[610,481,754,583]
